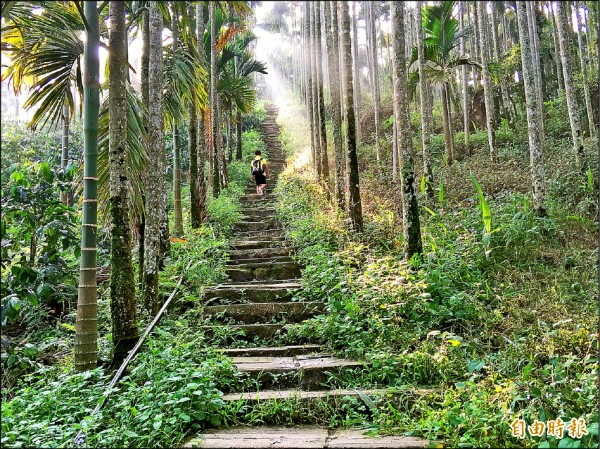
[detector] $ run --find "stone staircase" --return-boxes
[185,106,427,448]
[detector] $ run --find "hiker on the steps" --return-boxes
[250,150,270,196]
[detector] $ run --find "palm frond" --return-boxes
[218,71,256,113]
[239,57,267,77]
[2,1,84,129]
[163,44,208,127]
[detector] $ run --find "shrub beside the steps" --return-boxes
[1,125,273,449]
[273,167,597,449]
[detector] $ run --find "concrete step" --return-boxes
[185,426,428,448]
[232,354,362,390]
[227,255,293,265]
[228,247,290,260]
[221,345,323,357]
[220,388,415,405]
[202,323,285,340]
[246,185,276,191]
[242,207,276,215]
[240,209,276,217]
[241,194,277,202]
[204,301,325,324]
[203,281,302,304]
[230,238,288,250]
[235,229,284,239]
[225,261,301,282]
[233,221,282,232]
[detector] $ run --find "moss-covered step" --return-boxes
[202,281,302,304]
[228,247,290,260]
[225,261,301,282]
[203,301,326,323]
[185,427,427,448]
[231,354,363,390]
[233,220,282,232]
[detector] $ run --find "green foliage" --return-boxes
[241,101,267,132]
[240,128,267,159]
[1,161,79,326]
[470,174,495,255]
[1,322,239,448]
[545,95,573,141]
[0,119,83,172]
[273,126,597,446]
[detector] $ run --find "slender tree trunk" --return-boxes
[555,1,586,169]
[367,1,382,160]
[209,1,219,197]
[226,103,233,162]
[416,1,433,198]
[391,1,422,258]
[550,2,564,92]
[60,99,70,204]
[196,3,207,223]
[476,1,497,162]
[526,1,545,139]
[310,2,322,182]
[310,2,321,179]
[339,0,363,232]
[171,10,183,237]
[575,2,596,137]
[324,0,345,210]
[490,2,514,127]
[304,2,316,170]
[315,1,329,190]
[236,110,243,160]
[138,8,149,280]
[459,1,470,155]
[351,0,361,145]
[441,83,454,165]
[108,0,138,363]
[516,1,546,215]
[143,1,166,315]
[472,3,481,86]
[75,0,100,372]
[189,100,200,228]
[217,98,228,188]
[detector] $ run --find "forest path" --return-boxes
[185,106,427,448]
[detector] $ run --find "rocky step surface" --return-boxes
[203,301,326,323]
[185,427,426,449]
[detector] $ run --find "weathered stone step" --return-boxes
[203,281,302,304]
[185,426,427,448]
[204,301,325,324]
[202,323,285,340]
[221,345,323,357]
[232,354,362,390]
[241,194,276,201]
[226,261,301,282]
[235,228,284,239]
[228,247,290,260]
[239,215,277,223]
[227,255,293,265]
[242,207,276,215]
[220,388,413,404]
[230,238,287,250]
[233,221,282,232]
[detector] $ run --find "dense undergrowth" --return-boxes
[272,95,598,448]
[1,104,274,448]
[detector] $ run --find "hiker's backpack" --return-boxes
[251,158,264,175]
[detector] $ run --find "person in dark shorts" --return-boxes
[250,150,271,195]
